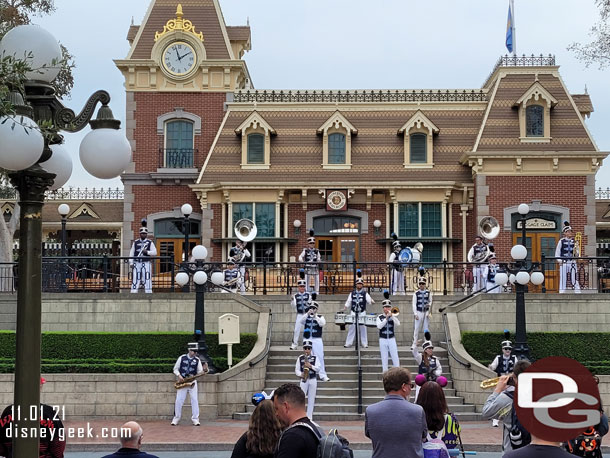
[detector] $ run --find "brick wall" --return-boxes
[210,203,223,262]
[133,92,226,173]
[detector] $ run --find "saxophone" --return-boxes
[174,369,209,389]
[302,355,311,381]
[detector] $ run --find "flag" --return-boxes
[505,1,514,53]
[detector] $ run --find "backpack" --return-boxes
[423,436,450,458]
[506,391,531,450]
[565,426,602,458]
[292,421,354,458]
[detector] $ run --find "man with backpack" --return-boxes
[481,360,532,454]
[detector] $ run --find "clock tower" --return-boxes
[115,0,252,262]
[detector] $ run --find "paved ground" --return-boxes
[67,452,502,458]
[62,418,503,452]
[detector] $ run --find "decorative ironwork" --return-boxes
[154,4,204,42]
[160,148,197,168]
[45,187,124,200]
[596,187,610,200]
[56,90,111,132]
[484,54,556,87]
[233,89,488,103]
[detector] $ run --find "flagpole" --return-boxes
[511,0,516,56]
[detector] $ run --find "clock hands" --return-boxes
[174,47,182,61]
[177,51,192,60]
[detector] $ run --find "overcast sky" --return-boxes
[31,0,610,190]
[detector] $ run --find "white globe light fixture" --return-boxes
[0,114,43,171]
[79,126,131,179]
[293,219,301,228]
[511,245,528,261]
[193,270,208,285]
[181,203,193,217]
[0,25,62,82]
[211,271,224,286]
[57,203,70,217]
[175,271,189,287]
[41,144,73,190]
[518,203,530,215]
[530,271,545,286]
[192,245,208,261]
[516,271,530,285]
[509,274,517,284]
[373,219,382,228]
[494,272,509,286]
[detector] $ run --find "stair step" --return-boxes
[265,372,453,382]
[297,387,457,397]
[267,364,448,373]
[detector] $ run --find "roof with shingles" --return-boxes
[571,94,594,116]
[226,26,250,42]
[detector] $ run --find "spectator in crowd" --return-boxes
[504,434,574,457]
[416,381,461,450]
[365,367,428,458]
[101,421,158,458]
[273,383,319,458]
[0,377,66,458]
[564,399,608,457]
[481,360,531,454]
[231,399,282,458]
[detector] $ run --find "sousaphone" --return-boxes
[468,216,499,262]
[234,218,257,242]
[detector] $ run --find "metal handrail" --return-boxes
[249,312,273,367]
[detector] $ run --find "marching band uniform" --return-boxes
[129,223,157,294]
[556,224,581,294]
[222,261,241,293]
[298,232,321,294]
[468,237,487,292]
[377,293,400,373]
[483,255,501,293]
[229,242,251,294]
[295,340,321,419]
[412,338,442,402]
[172,343,206,426]
[343,279,372,348]
[412,279,432,346]
[388,236,405,295]
[299,302,330,381]
[290,281,311,350]
[488,332,517,427]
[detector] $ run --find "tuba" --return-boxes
[468,216,499,262]
[234,218,257,243]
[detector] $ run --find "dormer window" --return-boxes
[398,110,438,168]
[235,111,276,169]
[515,81,557,143]
[317,112,357,170]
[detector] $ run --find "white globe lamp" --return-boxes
[495,272,509,286]
[181,203,193,217]
[79,128,131,179]
[531,271,545,286]
[293,219,301,228]
[193,270,208,285]
[41,144,73,190]
[175,271,189,287]
[518,203,530,215]
[192,245,208,261]
[0,115,43,171]
[211,271,224,286]
[511,245,528,261]
[57,203,70,217]
[509,274,516,284]
[516,271,530,285]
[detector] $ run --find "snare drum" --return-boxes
[334,312,348,325]
[364,314,378,327]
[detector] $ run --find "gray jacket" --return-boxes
[481,390,515,452]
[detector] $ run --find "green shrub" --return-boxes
[462,332,610,374]
[0,332,255,373]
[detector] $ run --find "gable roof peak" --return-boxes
[397,110,439,135]
[317,111,358,135]
[514,81,558,107]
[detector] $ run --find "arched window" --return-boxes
[247,134,265,164]
[165,120,194,167]
[526,105,544,137]
[409,133,427,163]
[328,133,346,164]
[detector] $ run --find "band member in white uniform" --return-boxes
[222,260,241,293]
[555,222,581,294]
[388,233,405,295]
[295,340,321,419]
[488,330,518,426]
[299,299,329,381]
[172,343,208,426]
[468,236,488,292]
[377,291,400,373]
[229,240,250,294]
[412,332,442,402]
[298,230,321,294]
[412,277,432,346]
[343,273,372,348]
[290,272,311,350]
[129,220,157,294]
[483,254,501,293]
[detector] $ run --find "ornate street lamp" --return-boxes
[180,203,193,292]
[175,245,218,373]
[0,24,131,457]
[494,204,544,361]
[57,204,70,257]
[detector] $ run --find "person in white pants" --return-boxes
[483,255,501,293]
[412,278,432,346]
[171,343,208,426]
[298,231,321,294]
[377,291,400,373]
[295,340,321,419]
[388,234,405,295]
[129,223,157,294]
[468,236,488,292]
[299,302,329,381]
[556,224,581,293]
[290,279,311,350]
[344,276,372,348]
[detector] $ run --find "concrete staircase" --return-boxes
[233,345,480,422]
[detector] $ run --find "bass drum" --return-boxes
[399,247,421,265]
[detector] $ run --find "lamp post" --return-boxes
[494,204,545,361]
[0,25,131,457]
[181,203,192,292]
[293,219,301,236]
[58,204,70,257]
[175,245,218,373]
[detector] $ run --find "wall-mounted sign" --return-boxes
[516,218,557,230]
[326,189,348,211]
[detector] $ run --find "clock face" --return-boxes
[162,42,196,76]
[327,190,347,210]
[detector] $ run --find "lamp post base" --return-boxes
[195,341,218,374]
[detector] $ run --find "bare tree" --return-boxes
[569,0,610,68]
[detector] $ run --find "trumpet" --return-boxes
[390,306,400,317]
[480,377,500,389]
